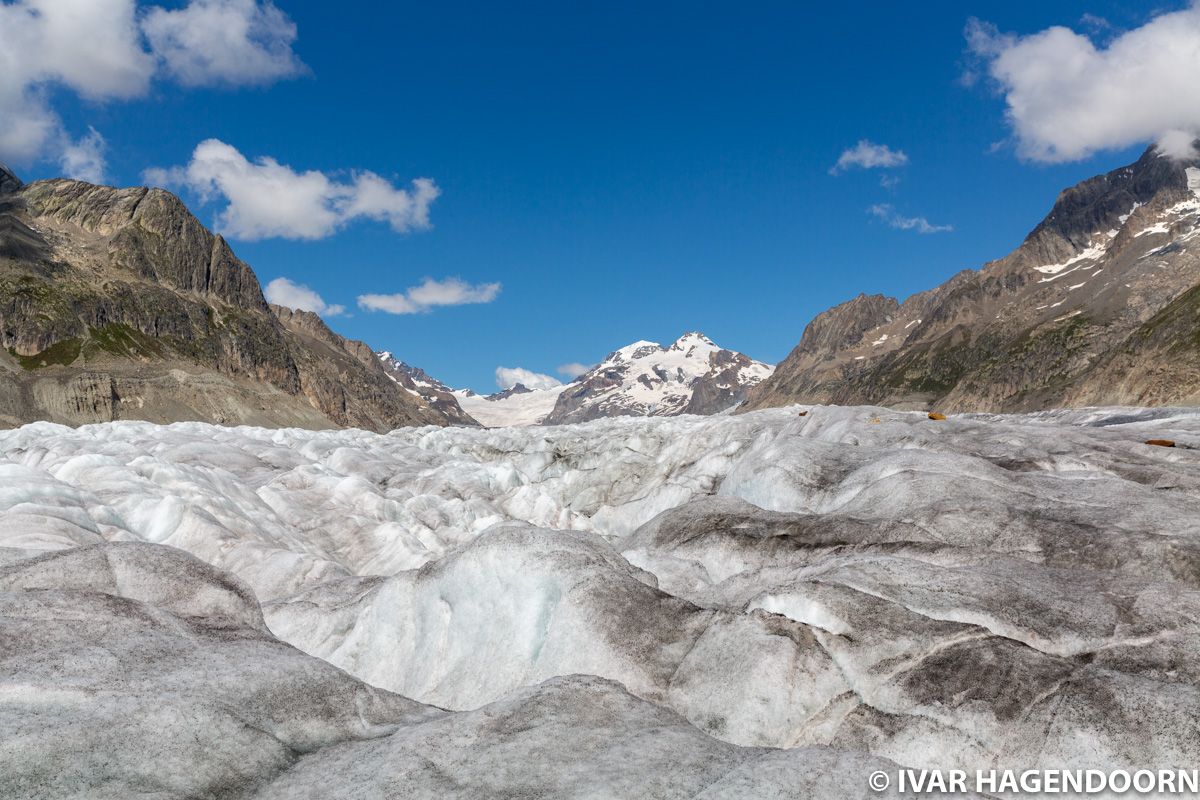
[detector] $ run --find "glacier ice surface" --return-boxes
[1,405,1198,797]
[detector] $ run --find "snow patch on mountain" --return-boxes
[1035,239,1110,276]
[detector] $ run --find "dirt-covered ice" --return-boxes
[1,405,1197,798]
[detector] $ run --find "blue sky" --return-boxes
[3,1,1194,392]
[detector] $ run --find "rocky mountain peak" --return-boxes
[1025,144,1199,255]
[488,383,534,401]
[374,351,478,426]
[795,293,901,356]
[0,175,459,430]
[0,164,22,195]
[745,144,1200,413]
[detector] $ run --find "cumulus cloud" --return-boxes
[495,367,562,391]
[967,5,1200,162]
[263,277,345,317]
[0,0,303,172]
[143,0,306,87]
[556,362,593,379]
[868,204,953,234]
[830,140,909,174]
[145,139,440,240]
[0,0,153,168]
[58,128,109,183]
[357,278,501,315]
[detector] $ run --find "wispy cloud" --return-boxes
[830,140,908,174]
[145,139,439,240]
[58,128,108,184]
[868,204,953,234]
[264,277,345,317]
[556,362,592,379]
[965,6,1200,162]
[358,277,501,315]
[495,367,561,391]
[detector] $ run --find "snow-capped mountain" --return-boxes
[376,332,771,428]
[544,332,772,424]
[376,352,479,426]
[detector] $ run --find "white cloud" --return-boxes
[1155,129,1200,161]
[58,127,109,184]
[143,0,305,87]
[145,139,440,240]
[357,278,501,315]
[0,0,302,171]
[263,277,344,317]
[0,0,153,167]
[967,5,1200,162]
[868,204,953,234]
[556,362,592,379]
[495,367,562,391]
[830,140,908,174]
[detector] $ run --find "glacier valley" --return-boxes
[1,405,1198,798]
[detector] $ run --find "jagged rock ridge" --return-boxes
[0,173,454,430]
[376,351,478,426]
[745,144,1200,412]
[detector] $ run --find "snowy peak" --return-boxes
[610,340,662,362]
[669,331,718,351]
[396,332,771,429]
[545,332,772,424]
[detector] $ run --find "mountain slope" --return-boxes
[376,352,479,426]
[0,171,452,430]
[545,332,771,424]
[745,144,1200,412]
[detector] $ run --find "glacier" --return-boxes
[0,405,1197,798]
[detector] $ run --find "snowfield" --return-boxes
[454,383,568,427]
[1,405,1199,798]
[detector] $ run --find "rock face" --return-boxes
[487,381,535,401]
[0,164,22,195]
[376,351,479,426]
[546,332,772,424]
[2,405,1197,797]
[0,174,453,430]
[745,144,1200,412]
